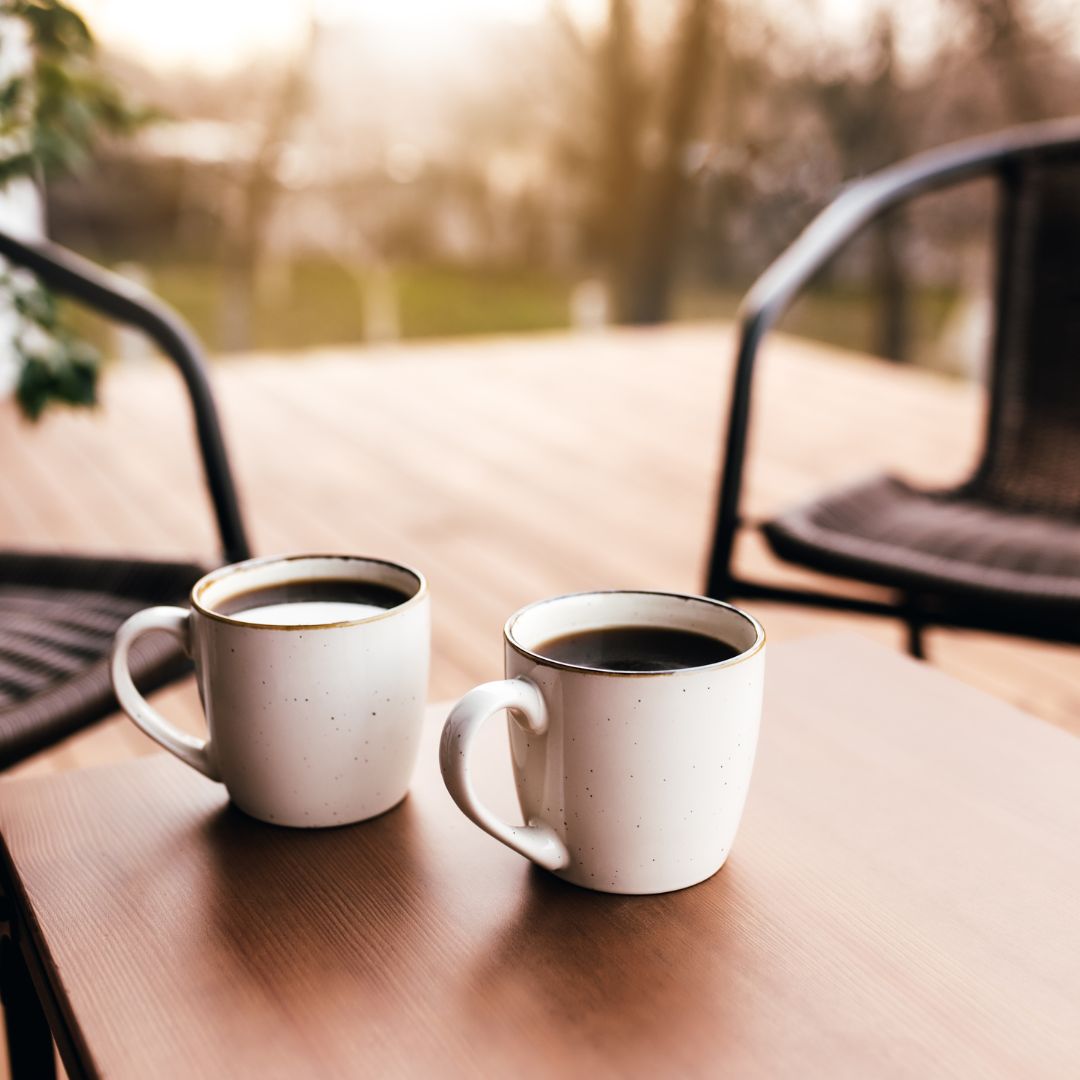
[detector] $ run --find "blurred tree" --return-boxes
[561,0,718,325]
[805,0,1073,362]
[595,0,640,299]
[952,0,1050,122]
[810,14,911,362]
[218,20,314,352]
[16,0,1079,365]
[620,0,712,323]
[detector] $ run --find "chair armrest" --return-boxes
[706,116,1080,595]
[0,229,250,564]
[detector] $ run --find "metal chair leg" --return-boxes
[0,930,56,1080]
[905,619,926,659]
[901,592,928,659]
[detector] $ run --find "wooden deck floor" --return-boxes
[3,323,1078,781]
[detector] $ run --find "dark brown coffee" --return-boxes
[534,625,739,672]
[216,578,411,626]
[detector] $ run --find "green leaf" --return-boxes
[0,76,26,115]
[0,151,36,186]
[14,355,53,421]
[13,341,100,421]
[52,349,99,407]
[12,282,58,327]
[9,1,94,58]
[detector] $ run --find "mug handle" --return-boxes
[110,606,220,781]
[440,678,570,872]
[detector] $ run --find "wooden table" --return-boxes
[1,635,1077,1079]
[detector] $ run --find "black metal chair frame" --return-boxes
[705,117,1080,656]
[1,230,253,1077]
[0,230,251,770]
[0,229,250,565]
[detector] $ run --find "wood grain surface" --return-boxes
[1,635,1077,1079]
[3,325,1080,793]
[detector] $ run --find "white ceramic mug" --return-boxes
[440,591,765,894]
[110,554,430,827]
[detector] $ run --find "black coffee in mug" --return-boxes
[534,625,739,672]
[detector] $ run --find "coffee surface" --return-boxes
[533,625,739,672]
[215,579,411,626]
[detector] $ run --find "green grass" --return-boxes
[63,257,960,370]
[676,282,960,367]
[67,260,574,356]
[396,265,571,340]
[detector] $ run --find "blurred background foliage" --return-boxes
[0,0,151,416]
[9,0,1080,381]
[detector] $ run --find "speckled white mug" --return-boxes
[441,591,765,894]
[110,554,430,827]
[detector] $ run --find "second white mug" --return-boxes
[440,590,765,894]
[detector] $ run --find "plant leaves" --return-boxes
[0,0,151,418]
[14,342,100,421]
[0,75,26,115]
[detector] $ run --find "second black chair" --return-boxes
[706,118,1080,657]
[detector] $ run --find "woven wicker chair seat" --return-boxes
[763,473,1080,609]
[0,553,205,768]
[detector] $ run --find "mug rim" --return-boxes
[190,553,428,631]
[504,589,765,677]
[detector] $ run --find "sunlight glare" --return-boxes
[78,0,557,71]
